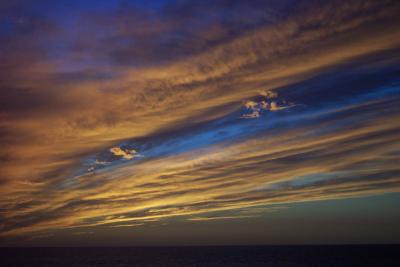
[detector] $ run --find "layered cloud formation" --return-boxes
[0,0,400,244]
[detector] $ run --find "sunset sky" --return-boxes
[0,0,400,246]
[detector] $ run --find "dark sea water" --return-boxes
[0,245,399,267]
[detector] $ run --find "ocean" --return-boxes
[0,245,399,266]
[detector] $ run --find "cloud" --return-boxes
[0,0,400,242]
[259,90,278,99]
[109,223,144,228]
[188,215,255,221]
[109,147,137,160]
[241,111,260,119]
[269,101,292,111]
[244,100,259,110]
[241,91,295,118]
[1,90,399,238]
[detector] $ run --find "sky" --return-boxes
[0,0,400,246]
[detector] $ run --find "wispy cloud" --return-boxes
[109,147,138,160]
[188,216,255,222]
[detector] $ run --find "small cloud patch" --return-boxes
[259,90,278,99]
[109,147,137,160]
[86,146,142,172]
[241,110,260,119]
[241,90,295,118]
